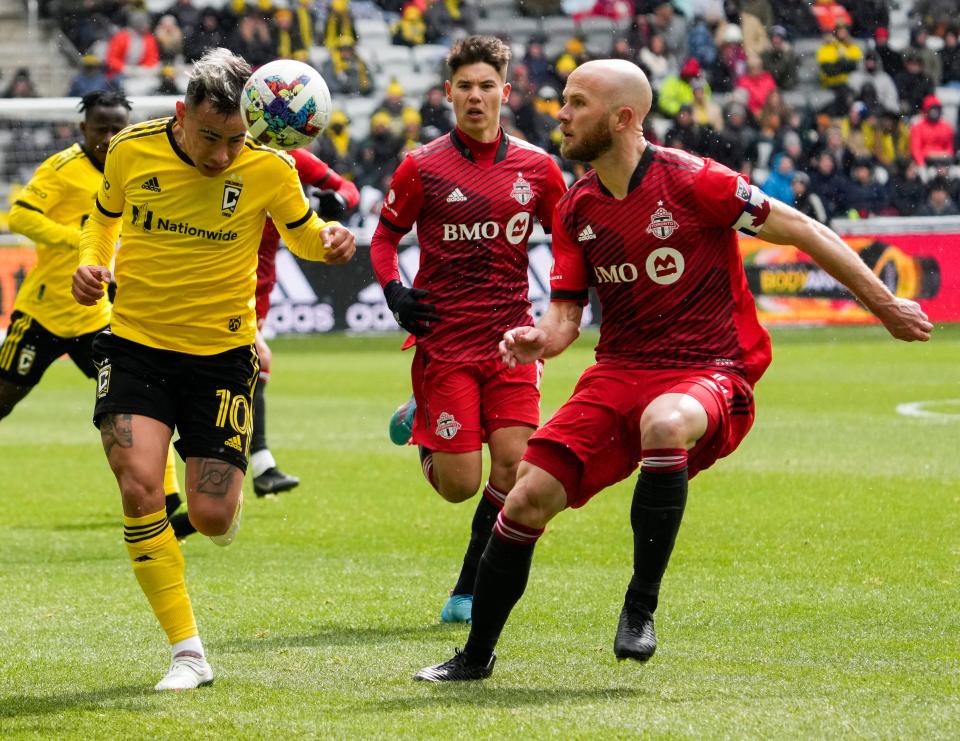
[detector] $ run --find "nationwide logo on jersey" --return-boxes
[511,172,533,205]
[446,187,467,203]
[140,176,161,193]
[221,179,243,217]
[435,411,462,440]
[578,224,597,242]
[646,202,679,240]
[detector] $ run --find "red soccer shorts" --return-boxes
[523,364,756,508]
[410,348,542,453]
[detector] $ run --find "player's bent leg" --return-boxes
[416,463,565,682]
[430,449,483,503]
[615,392,708,663]
[184,457,245,545]
[442,426,535,622]
[0,378,31,421]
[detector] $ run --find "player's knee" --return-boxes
[640,412,689,449]
[488,456,521,492]
[435,477,479,504]
[502,475,558,529]
[185,498,235,536]
[116,474,165,516]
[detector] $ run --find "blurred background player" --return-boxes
[170,147,359,538]
[0,90,184,521]
[371,36,566,624]
[71,48,356,691]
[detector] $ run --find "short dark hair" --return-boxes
[446,35,511,79]
[185,47,251,115]
[78,89,131,117]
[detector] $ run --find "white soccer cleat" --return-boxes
[154,651,214,691]
[209,493,243,547]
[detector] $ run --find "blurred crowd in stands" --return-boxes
[6,0,960,224]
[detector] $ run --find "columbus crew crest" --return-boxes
[511,172,533,205]
[646,201,679,240]
[221,179,243,217]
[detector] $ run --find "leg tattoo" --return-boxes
[196,459,236,498]
[101,413,134,456]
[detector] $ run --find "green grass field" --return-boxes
[1,326,958,739]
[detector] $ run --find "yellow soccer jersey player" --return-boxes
[10,143,110,336]
[71,48,356,693]
[0,91,129,420]
[79,114,338,353]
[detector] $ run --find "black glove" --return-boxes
[314,189,348,221]
[107,280,117,304]
[383,280,439,337]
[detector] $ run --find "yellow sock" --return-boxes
[163,442,179,495]
[124,509,198,644]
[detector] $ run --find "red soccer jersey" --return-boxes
[376,129,567,362]
[550,144,772,385]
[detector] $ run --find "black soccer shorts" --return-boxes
[91,331,260,471]
[0,310,104,386]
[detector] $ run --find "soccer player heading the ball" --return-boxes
[415,59,932,682]
[72,47,356,691]
[371,35,567,624]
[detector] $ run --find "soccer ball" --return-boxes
[241,59,332,150]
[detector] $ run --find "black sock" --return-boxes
[251,380,267,455]
[452,495,500,595]
[463,530,538,664]
[164,492,182,517]
[169,511,197,538]
[625,467,688,614]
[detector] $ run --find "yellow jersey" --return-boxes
[80,117,335,354]
[9,143,111,337]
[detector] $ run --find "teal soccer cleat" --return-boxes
[389,395,416,445]
[440,593,473,624]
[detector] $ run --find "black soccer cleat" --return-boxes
[170,512,197,540]
[253,467,300,497]
[613,604,657,662]
[413,649,496,682]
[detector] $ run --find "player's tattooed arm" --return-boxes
[100,413,133,456]
[196,459,237,498]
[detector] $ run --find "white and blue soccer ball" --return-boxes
[241,59,332,150]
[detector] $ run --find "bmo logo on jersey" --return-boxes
[594,248,685,286]
[442,212,531,246]
[646,247,685,285]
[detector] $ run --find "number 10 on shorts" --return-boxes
[215,388,252,435]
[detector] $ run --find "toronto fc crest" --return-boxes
[646,201,679,240]
[435,411,462,440]
[511,172,533,205]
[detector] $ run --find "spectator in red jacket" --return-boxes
[910,95,956,166]
[105,10,160,80]
[736,55,777,118]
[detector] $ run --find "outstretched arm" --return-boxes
[500,301,583,368]
[759,199,933,341]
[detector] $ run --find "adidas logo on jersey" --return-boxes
[141,176,161,192]
[224,435,243,452]
[446,188,467,203]
[578,225,597,242]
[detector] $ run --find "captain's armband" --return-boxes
[732,182,772,236]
